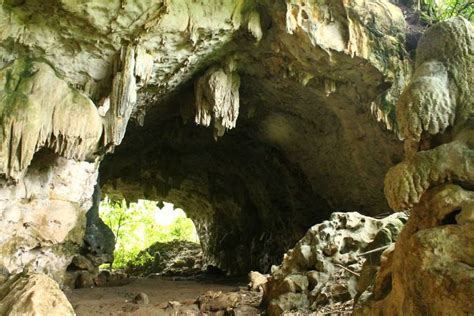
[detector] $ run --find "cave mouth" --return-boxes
[98,197,203,277]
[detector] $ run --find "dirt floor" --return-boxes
[66,276,252,315]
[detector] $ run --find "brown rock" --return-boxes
[0,273,75,315]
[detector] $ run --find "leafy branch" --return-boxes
[419,0,474,24]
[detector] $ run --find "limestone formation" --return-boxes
[0,59,102,180]
[0,155,98,285]
[358,17,473,315]
[1,0,411,287]
[64,184,115,289]
[0,273,75,316]
[195,63,241,139]
[261,212,406,315]
[0,0,249,284]
[385,17,473,211]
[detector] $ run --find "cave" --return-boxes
[0,0,472,315]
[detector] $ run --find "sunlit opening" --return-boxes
[99,197,199,271]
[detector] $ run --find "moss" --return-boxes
[0,59,36,123]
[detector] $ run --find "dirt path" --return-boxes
[66,277,245,315]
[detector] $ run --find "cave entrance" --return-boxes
[99,197,203,277]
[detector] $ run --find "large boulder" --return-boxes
[0,273,75,316]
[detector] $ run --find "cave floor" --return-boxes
[66,276,256,315]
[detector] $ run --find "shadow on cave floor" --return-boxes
[66,277,253,316]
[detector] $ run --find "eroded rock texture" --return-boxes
[260,212,406,315]
[0,152,98,285]
[0,272,75,316]
[0,0,410,282]
[358,17,473,315]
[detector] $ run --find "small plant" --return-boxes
[420,0,473,24]
[99,198,199,270]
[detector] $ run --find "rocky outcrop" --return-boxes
[261,212,406,315]
[64,184,115,289]
[0,272,75,316]
[0,153,98,285]
[357,17,473,315]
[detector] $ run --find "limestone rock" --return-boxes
[82,184,115,267]
[198,291,240,312]
[359,17,473,315]
[0,60,102,180]
[248,271,269,292]
[385,17,473,211]
[356,185,474,315]
[0,155,98,285]
[195,64,240,139]
[262,212,406,315]
[0,273,75,316]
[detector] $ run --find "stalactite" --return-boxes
[0,60,102,180]
[195,64,240,140]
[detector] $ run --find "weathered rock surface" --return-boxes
[0,153,98,285]
[358,17,473,315]
[0,272,75,316]
[261,212,406,315]
[64,184,115,289]
[357,185,474,315]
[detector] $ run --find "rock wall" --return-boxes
[0,0,411,282]
[0,151,98,285]
[357,17,473,315]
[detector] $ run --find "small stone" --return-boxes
[284,274,308,293]
[93,270,110,287]
[133,292,150,305]
[248,271,268,291]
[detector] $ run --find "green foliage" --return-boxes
[99,198,199,270]
[420,0,473,24]
[127,240,202,276]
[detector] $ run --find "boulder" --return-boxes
[0,273,75,316]
[262,212,406,315]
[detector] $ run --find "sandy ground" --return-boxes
[66,277,244,315]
